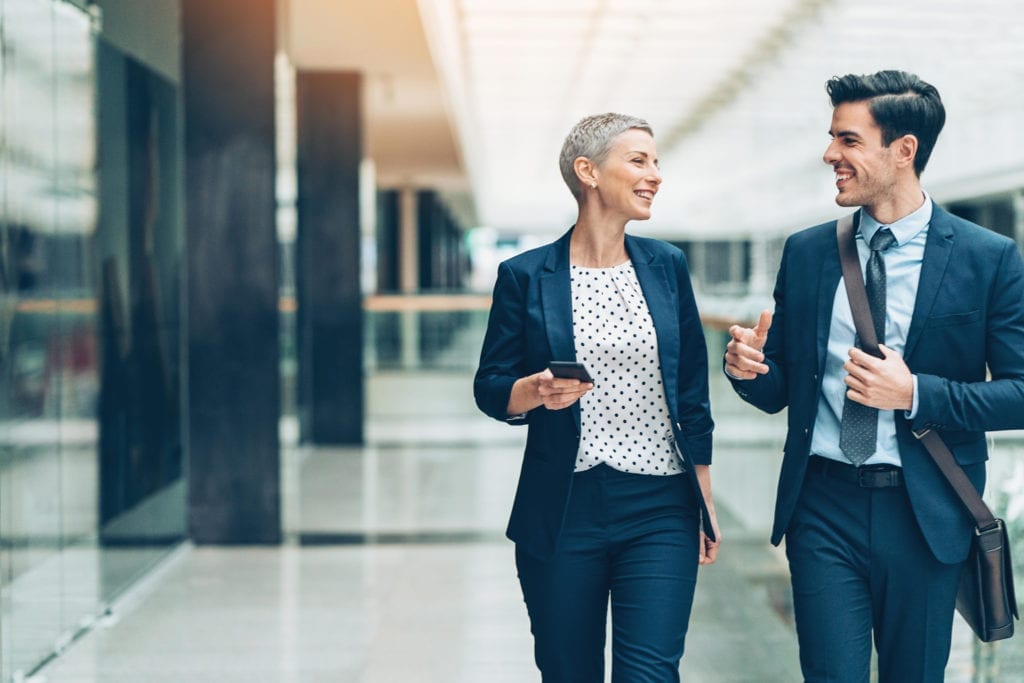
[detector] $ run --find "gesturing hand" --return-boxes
[724,309,773,380]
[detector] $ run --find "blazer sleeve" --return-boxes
[673,249,715,464]
[913,239,1024,433]
[726,236,790,414]
[474,260,530,424]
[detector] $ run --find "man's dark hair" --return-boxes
[826,70,945,176]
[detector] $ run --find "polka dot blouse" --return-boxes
[570,261,682,475]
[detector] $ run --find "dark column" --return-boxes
[444,212,460,289]
[417,190,438,290]
[295,72,363,444]
[182,0,280,543]
[376,189,400,293]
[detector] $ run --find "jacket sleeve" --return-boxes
[674,250,715,464]
[726,237,790,414]
[474,261,530,425]
[913,239,1024,433]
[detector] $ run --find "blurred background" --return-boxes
[1,0,1023,680]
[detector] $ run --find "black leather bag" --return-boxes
[837,214,1019,642]
[956,517,1017,641]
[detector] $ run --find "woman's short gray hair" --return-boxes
[559,113,653,199]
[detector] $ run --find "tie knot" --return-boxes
[870,228,896,252]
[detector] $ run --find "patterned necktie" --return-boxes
[838,227,897,466]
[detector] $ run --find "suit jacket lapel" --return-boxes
[817,220,845,376]
[905,205,955,359]
[539,227,580,428]
[540,228,575,362]
[627,235,681,418]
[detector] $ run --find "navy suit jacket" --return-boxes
[729,205,1024,564]
[475,227,715,561]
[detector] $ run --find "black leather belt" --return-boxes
[807,455,903,488]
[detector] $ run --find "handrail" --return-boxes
[363,293,492,312]
[9,295,754,327]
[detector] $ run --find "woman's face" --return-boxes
[592,129,662,221]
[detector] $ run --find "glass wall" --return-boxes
[0,1,185,679]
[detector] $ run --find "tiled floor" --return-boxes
[31,370,1024,681]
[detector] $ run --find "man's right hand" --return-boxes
[724,309,773,380]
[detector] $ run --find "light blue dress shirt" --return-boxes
[809,194,931,467]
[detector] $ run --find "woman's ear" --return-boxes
[574,156,598,189]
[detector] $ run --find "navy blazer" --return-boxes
[475,227,715,561]
[730,205,1024,564]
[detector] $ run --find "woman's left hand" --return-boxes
[694,465,721,565]
[698,506,721,566]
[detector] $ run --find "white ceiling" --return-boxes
[417,0,1024,238]
[287,0,1024,239]
[286,0,466,192]
[419,0,807,235]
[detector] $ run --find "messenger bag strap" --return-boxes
[836,213,883,358]
[914,430,998,530]
[835,214,999,531]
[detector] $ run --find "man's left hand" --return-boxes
[844,344,914,411]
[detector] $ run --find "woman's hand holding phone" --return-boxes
[535,362,594,411]
[506,363,595,415]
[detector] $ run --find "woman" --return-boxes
[474,113,719,682]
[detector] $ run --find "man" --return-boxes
[725,70,1024,681]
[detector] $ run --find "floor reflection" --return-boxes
[28,368,1024,682]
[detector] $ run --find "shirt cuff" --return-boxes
[904,375,919,419]
[723,365,751,381]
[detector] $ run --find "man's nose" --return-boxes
[823,140,841,165]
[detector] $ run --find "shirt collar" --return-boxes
[859,192,932,247]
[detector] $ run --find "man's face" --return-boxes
[823,101,898,209]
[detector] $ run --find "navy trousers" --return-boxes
[786,459,965,683]
[515,463,701,683]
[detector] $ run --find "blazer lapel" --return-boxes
[627,235,681,417]
[817,220,844,376]
[904,205,955,360]
[539,228,581,429]
[540,228,575,362]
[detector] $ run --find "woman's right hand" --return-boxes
[507,370,594,415]
[536,369,594,410]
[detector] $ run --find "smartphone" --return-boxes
[548,361,594,383]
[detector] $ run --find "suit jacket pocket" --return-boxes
[925,309,981,328]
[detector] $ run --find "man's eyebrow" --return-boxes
[830,129,862,138]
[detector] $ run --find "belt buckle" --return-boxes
[857,468,875,487]
[858,467,898,488]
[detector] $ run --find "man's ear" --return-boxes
[574,156,598,188]
[894,134,919,170]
